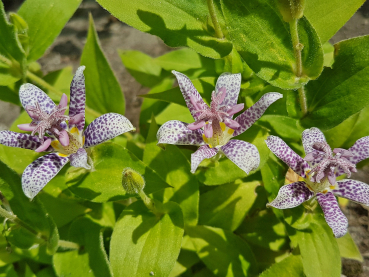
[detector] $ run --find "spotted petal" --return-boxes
[214,73,241,107]
[19,83,56,118]
[333,179,369,206]
[157,120,205,147]
[0,131,52,151]
[69,148,91,170]
[316,192,348,238]
[22,153,69,199]
[348,136,369,165]
[267,181,314,209]
[220,139,260,174]
[84,113,135,148]
[302,127,327,156]
[191,145,218,173]
[69,66,86,131]
[265,136,310,177]
[233,92,283,136]
[172,71,208,121]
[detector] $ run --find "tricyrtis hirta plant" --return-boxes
[266,128,369,238]
[0,66,134,198]
[1,0,369,276]
[157,71,282,173]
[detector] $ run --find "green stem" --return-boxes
[26,71,101,118]
[0,55,12,66]
[289,19,302,77]
[58,240,80,250]
[138,190,162,216]
[207,0,224,39]
[298,86,307,116]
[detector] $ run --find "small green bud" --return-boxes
[275,0,306,22]
[122,168,145,194]
[9,13,29,54]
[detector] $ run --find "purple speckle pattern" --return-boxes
[0,131,52,151]
[69,148,91,170]
[266,135,310,177]
[233,92,283,137]
[316,192,348,238]
[19,83,56,117]
[190,145,218,173]
[84,113,134,148]
[69,66,86,131]
[302,127,327,156]
[334,179,369,206]
[348,136,369,165]
[220,139,260,174]
[157,120,205,146]
[214,73,241,107]
[172,70,208,121]
[267,181,314,209]
[22,153,69,199]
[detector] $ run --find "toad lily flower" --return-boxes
[265,127,369,238]
[0,66,135,199]
[157,71,282,174]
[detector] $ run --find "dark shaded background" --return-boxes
[1,1,369,276]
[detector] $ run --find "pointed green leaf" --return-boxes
[96,0,232,59]
[302,36,369,130]
[18,0,82,62]
[221,0,323,89]
[53,216,113,277]
[337,232,363,262]
[199,181,261,231]
[304,0,365,44]
[259,254,304,277]
[187,225,258,277]
[66,142,170,202]
[81,15,125,115]
[110,200,184,277]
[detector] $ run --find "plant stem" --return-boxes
[0,55,12,66]
[298,86,307,116]
[58,240,80,250]
[207,0,224,39]
[289,19,302,77]
[26,71,101,118]
[138,190,163,216]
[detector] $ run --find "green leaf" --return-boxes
[337,232,363,262]
[304,0,365,44]
[66,142,170,202]
[144,116,199,226]
[302,36,369,130]
[0,160,59,253]
[155,103,194,125]
[119,50,164,88]
[43,66,73,100]
[196,124,270,185]
[169,235,200,277]
[38,192,90,228]
[0,2,25,63]
[18,0,82,62]
[199,181,261,231]
[187,225,258,277]
[323,105,369,152]
[322,42,334,68]
[259,254,304,277]
[0,65,20,86]
[288,212,341,277]
[257,115,302,142]
[96,0,232,59]
[0,85,20,105]
[53,216,113,277]
[237,209,288,252]
[81,15,125,115]
[222,0,323,89]
[109,200,184,277]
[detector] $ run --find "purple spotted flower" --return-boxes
[157,71,282,174]
[0,66,135,199]
[265,127,369,238]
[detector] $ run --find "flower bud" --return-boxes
[275,0,305,22]
[122,168,145,195]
